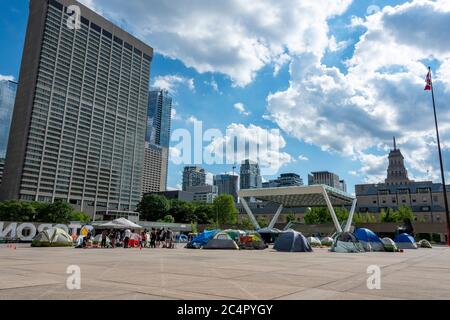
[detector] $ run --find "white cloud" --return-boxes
[0,75,14,81]
[186,116,199,124]
[153,75,195,93]
[233,103,251,116]
[205,123,292,176]
[266,0,450,183]
[81,0,352,86]
[298,155,309,161]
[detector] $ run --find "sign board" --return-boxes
[0,222,82,242]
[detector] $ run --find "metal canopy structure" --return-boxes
[238,185,357,233]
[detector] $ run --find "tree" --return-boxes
[381,208,397,222]
[192,204,214,224]
[162,215,175,223]
[304,207,329,224]
[239,217,255,230]
[213,194,238,226]
[137,194,170,221]
[37,202,74,223]
[70,211,91,223]
[0,200,39,222]
[285,212,297,223]
[396,206,415,222]
[256,216,269,228]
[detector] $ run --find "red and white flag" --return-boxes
[425,69,432,91]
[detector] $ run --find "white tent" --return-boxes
[98,218,143,230]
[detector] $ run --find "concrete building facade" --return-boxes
[214,174,239,202]
[308,171,341,190]
[142,143,168,194]
[0,0,153,219]
[240,159,262,190]
[182,166,206,191]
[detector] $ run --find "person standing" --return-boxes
[124,229,131,248]
[150,228,157,248]
[101,230,108,248]
[165,228,173,249]
[110,230,116,248]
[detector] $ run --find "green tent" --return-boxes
[32,228,74,248]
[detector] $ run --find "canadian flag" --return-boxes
[425,68,432,91]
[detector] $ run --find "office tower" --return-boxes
[339,180,347,193]
[146,89,172,148]
[0,80,18,158]
[182,166,206,191]
[214,174,239,202]
[240,159,262,190]
[141,89,172,194]
[308,171,341,189]
[142,143,168,193]
[0,0,153,219]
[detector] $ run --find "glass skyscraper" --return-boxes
[0,80,18,158]
[147,89,172,148]
[0,0,153,219]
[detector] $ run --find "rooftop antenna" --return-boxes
[232,164,237,176]
[393,136,397,150]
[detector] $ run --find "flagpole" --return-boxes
[428,66,450,246]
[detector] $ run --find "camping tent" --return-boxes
[92,234,111,247]
[98,218,143,230]
[331,232,364,253]
[257,228,281,244]
[239,232,267,250]
[418,239,432,249]
[354,228,385,252]
[186,230,218,249]
[307,236,322,247]
[204,232,239,250]
[394,233,418,249]
[382,237,399,252]
[320,237,334,247]
[32,228,74,247]
[274,230,312,252]
[224,229,245,242]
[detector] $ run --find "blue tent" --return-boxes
[274,230,312,252]
[186,230,218,249]
[394,233,417,250]
[354,228,384,252]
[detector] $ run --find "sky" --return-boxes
[1,0,450,193]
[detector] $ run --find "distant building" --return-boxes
[240,159,262,190]
[339,180,347,193]
[186,185,218,204]
[308,171,341,190]
[214,174,239,202]
[182,166,206,191]
[147,89,172,148]
[148,190,195,202]
[0,80,18,158]
[356,138,449,223]
[263,173,303,188]
[142,143,168,194]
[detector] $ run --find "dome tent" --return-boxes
[239,232,267,250]
[320,237,334,247]
[203,232,239,250]
[307,236,322,247]
[274,230,312,252]
[394,233,418,250]
[418,239,432,249]
[354,228,385,252]
[186,230,218,249]
[331,232,364,253]
[382,237,399,252]
[32,228,73,247]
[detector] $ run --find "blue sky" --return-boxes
[1,0,450,193]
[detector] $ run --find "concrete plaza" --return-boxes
[0,244,449,300]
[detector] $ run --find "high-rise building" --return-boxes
[240,159,262,190]
[263,173,303,188]
[214,174,239,202]
[182,166,206,191]
[339,180,347,193]
[142,143,168,193]
[0,80,18,158]
[0,0,153,219]
[146,89,172,148]
[141,89,172,195]
[308,171,341,189]
[185,185,218,204]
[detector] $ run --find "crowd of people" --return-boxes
[81,227,175,249]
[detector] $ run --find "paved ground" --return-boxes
[0,244,449,300]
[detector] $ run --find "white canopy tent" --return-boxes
[237,185,357,233]
[97,218,144,230]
